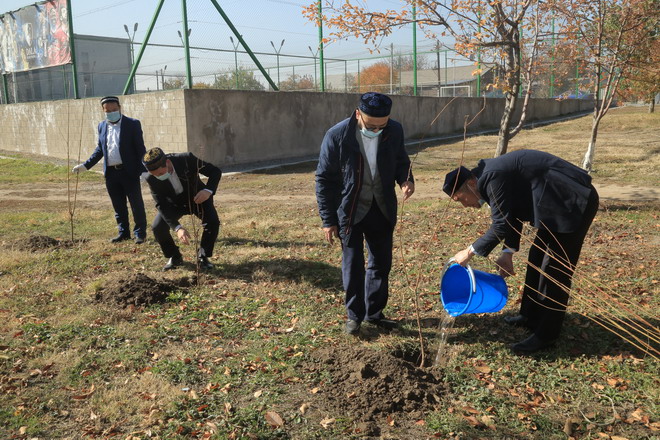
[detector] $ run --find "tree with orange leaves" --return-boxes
[303,0,548,156]
[358,61,393,93]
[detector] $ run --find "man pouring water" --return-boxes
[443,150,599,354]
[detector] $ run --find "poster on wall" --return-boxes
[0,0,71,74]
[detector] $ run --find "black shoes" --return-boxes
[504,314,533,329]
[197,256,214,271]
[367,318,399,330]
[163,255,184,271]
[345,320,361,335]
[511,334,556,354]
[110,234,131,243]
[134,236,145,244]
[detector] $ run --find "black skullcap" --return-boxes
[443,166,473,197]
[358,92,392,117]
[100,96,120,105]
[143,147,167,171]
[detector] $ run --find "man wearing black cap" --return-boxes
[142,147,221,271]
[72,96,148,244]
[443,150,599,353]
[316,92,415,335]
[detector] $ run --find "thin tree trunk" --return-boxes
[496,92,517,157]
[649,95,655,113]
[582,115,601,172]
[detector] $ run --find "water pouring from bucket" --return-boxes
[440,259,509,317]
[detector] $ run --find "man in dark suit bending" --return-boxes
[444,149,599,354]
[142,147,222,271]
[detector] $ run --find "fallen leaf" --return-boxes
[310,387,319,394]
[254,390,263,398]
[299,403,309,415]
[265,411,284,427]
[320,417,335,428]
[475,365,492,374]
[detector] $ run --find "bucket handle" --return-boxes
[441,258,477,295]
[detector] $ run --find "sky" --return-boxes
[1,0,463,89]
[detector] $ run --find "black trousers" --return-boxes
[105,167,147,238]
[342,203,394,322]
[520,188,599,341]
[152,197,219,259]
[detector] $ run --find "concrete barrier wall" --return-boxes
[0,88,593,168]
[0,90,187,164]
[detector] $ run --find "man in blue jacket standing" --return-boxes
[316,92,415,335]
[444,150,599,353]
[72,96,147,244]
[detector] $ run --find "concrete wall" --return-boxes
[0,88,593,168]
[0,90,187,163]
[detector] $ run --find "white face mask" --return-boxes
[360,127,382,138]
[156,172,171,181]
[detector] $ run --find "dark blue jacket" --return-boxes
[315,113,413,241]
[83,116,147,177]
[473,149,595,256]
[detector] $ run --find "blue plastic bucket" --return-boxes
[440,263,508,317]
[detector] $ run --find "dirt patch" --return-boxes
[303,345,444,436]
[94,273,176,307]
[14,234,84,252]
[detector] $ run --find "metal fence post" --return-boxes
[318,1,325,92]
[66,0,79,98]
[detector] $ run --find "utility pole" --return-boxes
[181,0,192,89]
[412,1,417,96]
[388,43,394,94]
[317,1,325,91]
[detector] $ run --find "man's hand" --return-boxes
[193,190,211,204]
[401,181,415,201]
[495,252,515,277]
[176,227,191,244]
[323,226,339,245]
[453,246,474,266]
[72,164,87,174]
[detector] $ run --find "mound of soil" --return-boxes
[304,345,444,434]
[18,235,61,251]
[94,273,173,307]
[14,235,85,252]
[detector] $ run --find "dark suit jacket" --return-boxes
[315,113,413,241]
[472,149,594,256]
[83,116,147,177]
[145,153,222,230]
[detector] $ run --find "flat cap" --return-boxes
[358,92,392,117]
[443,166,473,197]
[143,147,167,171]
[100,96,120,105]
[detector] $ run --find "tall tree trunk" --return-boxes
[496,92,517,157]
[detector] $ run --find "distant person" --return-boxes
[316,92,415,335]
[443,149,599,354]
[142,147,221,271]
[72,96,147,244]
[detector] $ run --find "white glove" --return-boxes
[72,164,87,174]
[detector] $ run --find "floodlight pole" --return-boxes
[208,0,278,90]
[270,39,285,89]
[230,36,240,89]
[181,0,192,89]
[123,0,166,95]
[66,0,79,98]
